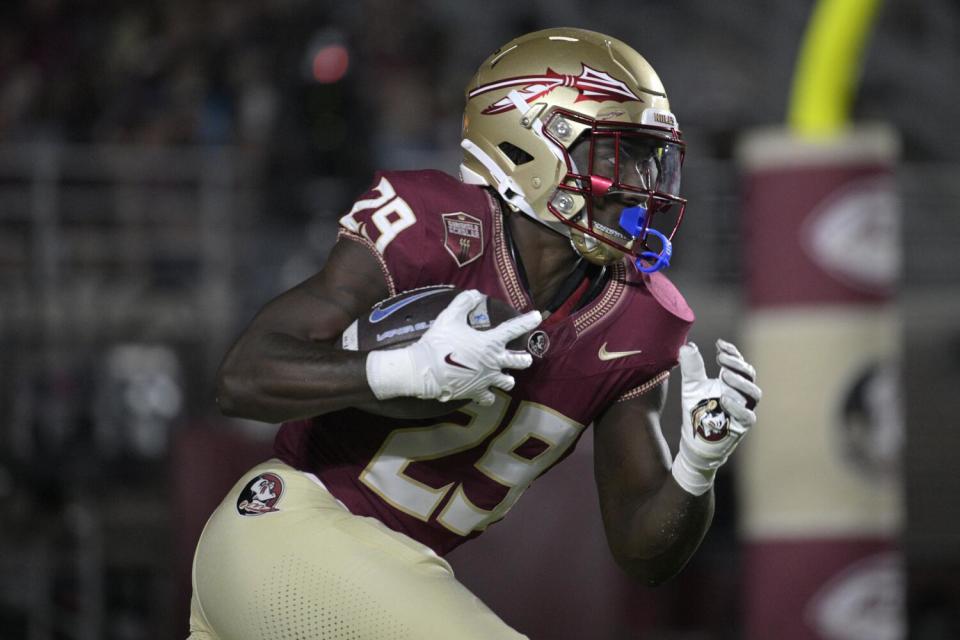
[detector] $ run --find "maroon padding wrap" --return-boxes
[743,538,898,640]
[743,164,893,309]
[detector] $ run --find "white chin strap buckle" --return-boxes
[460,138,537,219]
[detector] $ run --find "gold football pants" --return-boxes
[188,459,526,639]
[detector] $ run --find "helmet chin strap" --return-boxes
[460,139,538,219]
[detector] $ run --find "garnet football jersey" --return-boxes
[274,169,694,556]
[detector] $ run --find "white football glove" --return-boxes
[366,290,541,406]
[671,339,762,496]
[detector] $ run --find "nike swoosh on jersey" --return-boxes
[444,353,474,370]
[598,342,644,361]
[369,288,449,324]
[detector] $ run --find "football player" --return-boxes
[188,28,761,639]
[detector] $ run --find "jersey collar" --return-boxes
[487,189,627,335]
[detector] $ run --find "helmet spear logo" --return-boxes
[470,64,641,115]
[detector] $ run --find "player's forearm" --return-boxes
[216,332,378,423]
[605,477,715,587]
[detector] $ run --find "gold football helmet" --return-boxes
[460,28,686,270]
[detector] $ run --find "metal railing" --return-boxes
[0,143,260,640]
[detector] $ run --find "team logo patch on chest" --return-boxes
[236,472,284,516]
[527,330,550,358]
[442,212,484,267]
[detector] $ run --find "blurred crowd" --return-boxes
[0,0,480,234]
[2,0,957,157]
[0,0,288,147]
[0,0,457,160]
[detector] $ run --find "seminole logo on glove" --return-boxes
[691,398,729,442]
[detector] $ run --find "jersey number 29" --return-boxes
[339,176,417,253]
[360,392,584,536]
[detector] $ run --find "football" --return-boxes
[339,285,528,419]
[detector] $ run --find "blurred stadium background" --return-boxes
[0,0,957,638]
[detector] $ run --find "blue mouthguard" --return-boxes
[618,205,672,273]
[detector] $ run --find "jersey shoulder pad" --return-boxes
[338,170,492,290]
[633,269,695,324]
[616,268,695,376]
[603,271,695,404]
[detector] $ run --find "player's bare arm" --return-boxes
[594,340,761,586]
[216,234,541,423]
[594,381,714,586]
[215,237,391,423]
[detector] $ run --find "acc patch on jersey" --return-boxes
[442,212,484,267]
[236,472,284,516]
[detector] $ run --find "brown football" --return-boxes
[339,285,528,419]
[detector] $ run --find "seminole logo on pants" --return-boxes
[236,472,284,516]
